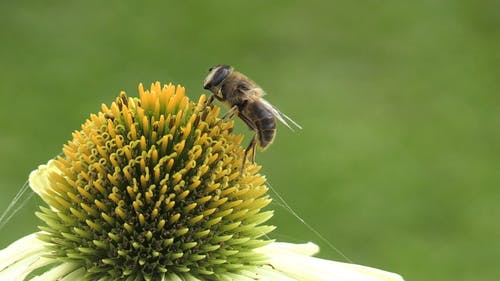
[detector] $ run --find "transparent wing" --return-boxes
[261,99,302,131]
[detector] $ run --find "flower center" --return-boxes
[36,83,274,280]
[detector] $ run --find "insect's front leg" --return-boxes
[205,90,224,107]
[205,94,215,106]
[222,105,239,120]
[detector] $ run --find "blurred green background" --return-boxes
[0,1,498,280]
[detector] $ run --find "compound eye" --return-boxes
[210,67,229,87]
[208,67,214,72]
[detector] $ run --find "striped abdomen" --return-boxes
[242,101,276,150]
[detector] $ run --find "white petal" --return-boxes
[0,233,47,271]
[0,254,39,281]
[59,268,86,281]
[28,262,80,281]
[28,160,58,197]
[252,267,300,281]
[16,257,58,281]
[257,242,404,281]
[258,241,319,256]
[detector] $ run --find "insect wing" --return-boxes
[261,99,302,131]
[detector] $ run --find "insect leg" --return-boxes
[222,105,239,120]
[242,133,257,173]
[205,94,215,106]
[205,93,224,107]
[238,113,259,166]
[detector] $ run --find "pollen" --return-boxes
[35,83,274,280]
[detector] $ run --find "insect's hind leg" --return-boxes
[241,133,257,174]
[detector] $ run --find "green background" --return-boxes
[1,1,498,280]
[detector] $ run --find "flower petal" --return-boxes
[256,242,404,281]
[259,241,320,256]
[0,232,56,281]
[28,160,57,197]
[28,262,80,281]
[0,233,47,271]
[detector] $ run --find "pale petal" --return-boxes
[259,241,319,256]
[0,254,39,281]
[28,262,80,281]
[251,267,300,281]
[28,160,58,197]
[257,242,404,281]
[0,233,47,271]
[16,257,58,281]
[59,268,86,281]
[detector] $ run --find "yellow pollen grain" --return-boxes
[197,164,209,177]
[166,200,175,211]
[177,190,189,201]
[195,94,207,111]
[130,123,138,140]
[69,207,86,220]
[66,192,82,205]
[174,140,185,155]
[205,217,222,228]
[189,179,201,189]
[142,116,150,136]
[202,208,216,217]
[123,223,133,233]
[94,199,107,211]
[151,147,158,164]
[157,219,166,229]
[132,200,141,212]
[107,174,120,186]
[166,158,174,171]
[140,135,147,151]
[138,213,145,225]
[205,182,221,193]
[92,180,107,196]
[123,146,132,160]
[109,154,119,168]
[115,206,126,220]
[123,167,133,182]
[80,203,98,216]
[208,197,228,208]
[107,120,116,138]
[151,208,159,218]
[126,186,135,198]
[222,200,243,210]
[77,186,93,201]
[189,215,204,225]
[102,212,115,224]
[169,213,180,224]
[183,202,197,213]
[108,193,121,204]
[86,219,102,231]
[182,122,192,139]
[109,102,121,120]
[154,167,161,183]
[214,209,233,219]
[176,227,189,237]
[145,190,153,202]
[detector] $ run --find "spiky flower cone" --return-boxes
[34,83,274,280]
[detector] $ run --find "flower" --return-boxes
[0,83,404,281]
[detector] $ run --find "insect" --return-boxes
[203,64,301,170]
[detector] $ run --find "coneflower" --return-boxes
[0,82,404,281]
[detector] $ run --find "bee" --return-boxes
[203,64,301,170]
